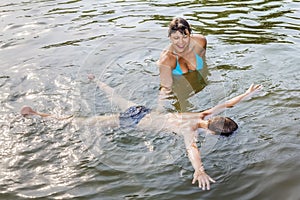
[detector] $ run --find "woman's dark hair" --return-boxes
[208,116,238,137]
[168,17,192,37]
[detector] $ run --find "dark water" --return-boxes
[1,0,300,199]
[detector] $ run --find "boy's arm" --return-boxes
[182,129,215,190]
[202,84,262,117]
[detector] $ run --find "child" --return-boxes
[21,76,262,190]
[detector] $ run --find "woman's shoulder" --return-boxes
[191,34,207,49]
[191,34,206,41]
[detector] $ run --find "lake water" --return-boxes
[1,0,300,199]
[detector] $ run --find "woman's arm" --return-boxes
[202,84,263,117]
[159,64,173,94]
[157,49,177,93]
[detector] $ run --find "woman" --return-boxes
[157,17,207,93]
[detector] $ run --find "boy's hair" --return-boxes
[208,116,238,136]
[168,17,192,37]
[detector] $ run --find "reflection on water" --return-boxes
[189,1,299,44]
[1,0,300,199]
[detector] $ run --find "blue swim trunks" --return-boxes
[119,106,151,128]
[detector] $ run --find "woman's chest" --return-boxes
[177,54,197,71]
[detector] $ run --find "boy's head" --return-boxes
[207,116,238,136]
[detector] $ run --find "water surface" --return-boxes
[1,0,300,199]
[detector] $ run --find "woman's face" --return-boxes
[170,30,190,53]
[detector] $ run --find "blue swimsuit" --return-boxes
[172,53,203,75]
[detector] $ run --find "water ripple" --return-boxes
[1,0,300,199]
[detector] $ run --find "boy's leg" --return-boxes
[21,106,120,128]
[20,106,72,120]
[74,114,120,128]
[92,78,137,111]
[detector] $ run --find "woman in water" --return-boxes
[157,17,207,93]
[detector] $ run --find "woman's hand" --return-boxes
[192,168,216,190]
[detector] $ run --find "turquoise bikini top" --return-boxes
[172,53,203,75]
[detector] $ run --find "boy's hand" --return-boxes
[192,169,216,190]
[246,84,263,95]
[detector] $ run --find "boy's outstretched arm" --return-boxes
[202,84,262,117]
[88,74,137,111]
[182,128,216,190]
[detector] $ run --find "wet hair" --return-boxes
[168,17,192,37]
[208,116,238,137]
